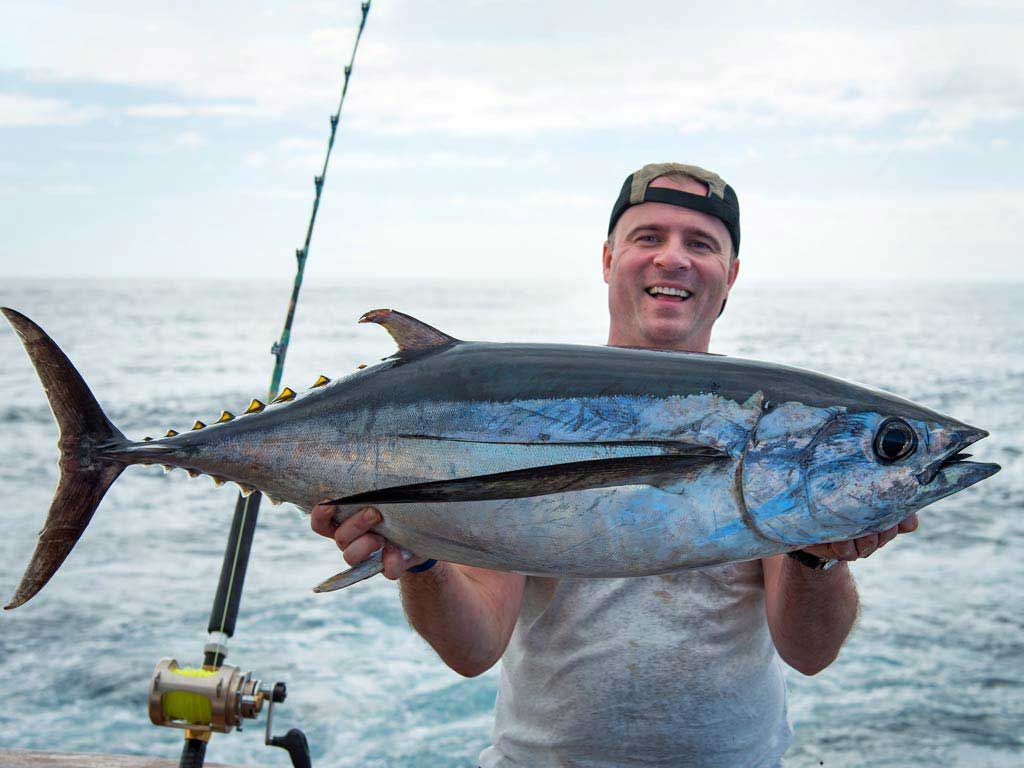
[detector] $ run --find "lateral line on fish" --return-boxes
[108,443,176,455]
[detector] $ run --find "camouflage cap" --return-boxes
[608,162,741,255]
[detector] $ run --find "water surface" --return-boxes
[0,279,1019,767]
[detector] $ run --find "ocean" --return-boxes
[0,278,1020,767]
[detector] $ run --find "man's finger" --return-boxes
[829,540,858,561]
[342,533,386,565]
[898,513,919,534]
[801,544,833,559]
[310,502,337,537]
[854,533,879,559]
[878,526,899,548]
[381,542,406,580]
[333,506,383,550]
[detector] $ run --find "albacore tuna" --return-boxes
[2,306,1000,608]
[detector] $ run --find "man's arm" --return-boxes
[762,555,857,676]
[398,560,525,677]
[311,504,525,678]
[762,512,919,675]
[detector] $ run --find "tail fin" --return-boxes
[2,307,128,609]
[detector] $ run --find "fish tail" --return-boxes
[2,307,129,610]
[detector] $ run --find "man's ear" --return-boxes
[727,257,740,290]
[717,258,741,318]
[602,239,613,284]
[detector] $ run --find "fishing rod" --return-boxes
[145,5,372,767]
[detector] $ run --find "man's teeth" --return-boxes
[647,286,692,299]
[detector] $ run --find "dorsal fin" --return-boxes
[359,309,458,353]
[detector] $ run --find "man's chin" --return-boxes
[638,319,702,350]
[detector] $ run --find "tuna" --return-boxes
[1,306,1000,609]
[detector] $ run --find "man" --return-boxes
[311,163,918,767]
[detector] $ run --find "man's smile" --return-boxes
[646,285,693,303]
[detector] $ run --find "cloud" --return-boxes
[0,93,104,126]
[238,186,307,201]
[272,142,549,172]
[334,150,515,170]
[123,101,271,119]
[12,10,348,122]
[40,183,96,195]
[136,130,208,154]
[810,134,959,155]
[172,130,206,149]
[123,103,190,119]
[9,6,1021,151]
[278,137,323,152]
[955,0,1023,7]
[354,27,1022,145]
[244,151,268,168]
[740,189,1024,281]
[446,189,605,212]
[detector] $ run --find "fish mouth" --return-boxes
[916,426,1000,487]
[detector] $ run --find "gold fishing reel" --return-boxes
[148,658,282,734]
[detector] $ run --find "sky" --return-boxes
[1,0,1022,283]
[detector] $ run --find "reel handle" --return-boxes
[263,681,311,768]
[269,728,312,768]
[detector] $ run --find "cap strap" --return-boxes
[641,187,738,223]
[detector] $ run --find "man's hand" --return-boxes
[311,502,524,677]
[800,512,919,562]
[764,512,920,674]
[310,503,428,579]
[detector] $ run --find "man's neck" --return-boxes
[606,332,711,354]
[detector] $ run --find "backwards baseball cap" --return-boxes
[608,162,741,255]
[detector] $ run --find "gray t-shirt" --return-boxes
[478,560,792,767]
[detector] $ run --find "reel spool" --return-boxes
[149,658,281,733]
[149,658,309,767]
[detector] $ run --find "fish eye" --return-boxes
[873,418,918,462]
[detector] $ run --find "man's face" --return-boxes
[603,175,739,353]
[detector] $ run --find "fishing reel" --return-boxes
[149,657,310,767]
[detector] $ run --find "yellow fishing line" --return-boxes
[162,667,215,723]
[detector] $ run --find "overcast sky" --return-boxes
[2,0,1022,283]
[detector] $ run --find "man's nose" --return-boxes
[652,239,692,270]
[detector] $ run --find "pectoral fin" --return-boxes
[326,453,725,506]
[313,549,384,593]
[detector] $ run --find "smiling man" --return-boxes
[603,163,739,352]
[311,162,918,767]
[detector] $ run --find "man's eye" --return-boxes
[637,235,660,243]
[688,240,713,252]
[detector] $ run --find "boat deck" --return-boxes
[0,751,263,768]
